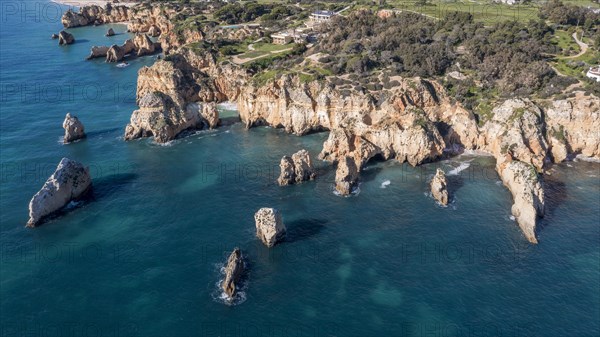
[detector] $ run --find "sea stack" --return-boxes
[62,113,86,143]
[106,28,115,36]
[254,208,286,247]
[430,168,449,205]
[58,31,75,45]
[26,158,92,227]
[335,156,359,196]
[221,248,245,300]
[277,149,316,186]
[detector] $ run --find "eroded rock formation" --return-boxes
[277,149,316,186]
[499,160,544,244]
[126,47,599,244]
[58,31,74,45]
[255,208,286,247]
[27,158,92,227]
[335,156,359,196]
[431,168,448,206]
[63,113,86,143]
[62,4,130,28]
[222,248,245,300]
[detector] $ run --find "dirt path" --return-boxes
[232,47,293,65]
[565,32,588,59]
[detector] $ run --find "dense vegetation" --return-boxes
[314,10,562,98]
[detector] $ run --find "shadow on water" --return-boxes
[73,39,90,44]
[220,116,240,126]
[91,173,138,200]
[85,127,122,138]
[446,175,465,200]
[540,174,568,226]
[285,218,328,243]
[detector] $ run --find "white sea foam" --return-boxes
[380,180,391,188]
[217,101,238,111]
[448,160,472,176]
[567,163,573,167]
[509,215,515,221]
[575,155,600,163]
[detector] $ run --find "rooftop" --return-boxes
[312,10,335,16]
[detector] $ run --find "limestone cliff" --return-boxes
[62,4,130,28]
[126,47,599,244]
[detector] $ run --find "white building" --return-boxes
[587,66,600,82]
[310,10,335,23]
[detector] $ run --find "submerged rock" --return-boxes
[254,208,286,247]
[277,149,316,186]
[221,248,245,300]
[26,158,92,227]
[51,33,59,39]
[106,28,115,36]
[58,31,75,45]
[430,168,449,205]
[335,156,359,196]
[62,113,86,143]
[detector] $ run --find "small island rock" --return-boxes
[26,158,92,227]
[277,149,316,186]
[62,113,86,143]
[106,28,115,36]
[58,31,75,45]
[430,168,449,205]
[51,33,59,39]
[335,156,359,196]
[254,208,286,247]
[221,248,245,300]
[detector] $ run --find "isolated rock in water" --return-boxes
[499,160,544,244]
[430,168,449,205]
[335,156,359,196]
[254,208,286,247]
[277,149,316,185]
[87,46,110,60]
[51,33,59,39]
[58,31,75,45]
[106,28,115,37]
[62,113,86,143]
[148,25,161,37]
[277,156,295,186]
[26,158,92,227]
[221,248,245,299]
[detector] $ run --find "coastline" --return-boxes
[51,0,137,8]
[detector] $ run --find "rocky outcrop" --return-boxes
[277,149,316,185]
[499,160,544,244]
[62,113,86,143]
[58,31,74,45]
[124,93,218,143]
[335,156,359,196]
[221,248,245,300]
[87,46,111,60]
[545,93,600,161]
[255,208,286,247]
[148,25,161,37]
[26,158,92,227]
[430,168,448,205]
[51,33,58,39]
[106,28,115,36]
[62,4,130,28]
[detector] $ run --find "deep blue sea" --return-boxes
[1,2,599,336]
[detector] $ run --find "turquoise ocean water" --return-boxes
[1,2,599,336]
